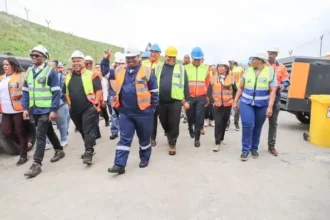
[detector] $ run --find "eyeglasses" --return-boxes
[30,54,41,58]
[85,62,93,65]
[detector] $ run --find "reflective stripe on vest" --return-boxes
[155,63,185,100]
[26,66,53,108]
[241,66,274,107]
[185,63,208,97]
[65,70,95,105]
[211,74,234,107]
[113,65,151,110]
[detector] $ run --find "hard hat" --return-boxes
[191,47,204,59]
[84,55,93,62]
[31,45,49,58]
[267,47,280,53]
[71,50,85,59]
[250,51,268,62]
[124,45,140,57]
[114,51,122,57]
[217,60,230,67]
[141,51,150,58]
[150,44,161,53]
[114,52,126,63]
[58,62,65,68]
[165,46,178,57]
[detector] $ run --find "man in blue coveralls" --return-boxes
[108,45,159,175]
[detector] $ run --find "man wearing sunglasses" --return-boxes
[23,45,64,178]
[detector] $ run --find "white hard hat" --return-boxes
[124,45,140,57]
[31,45,49,58]
[84,55,93,62]
[267,47,280,53]
[71,50,85,59]
[58,62,64,68]
[217,60,230,67]
[250,51,268,62]
[114,51,122,57]
[114,52,125,63]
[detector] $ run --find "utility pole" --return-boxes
[289,50,293,56]
[24,7,30,21]
[319,34,324,57]
[45,19,51,29]
[5,0,8,13]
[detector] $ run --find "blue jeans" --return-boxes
[109,96,119,135]
[240,101,267,153]
[46,104,69,144]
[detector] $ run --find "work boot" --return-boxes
[200,129,205,135]
[194,140,200,148]
[110,134,118,140]
[213,143,221,152]
[189,129,195,138]
[240,152,250,161]
[81,151,95,159]
[151,139,157,147]
[168,145,176,156]
[105,121,110,127]
[235,124,240,131]
[183,117,187,123]
[50,149,65,163]
[24,163,42,178]
[16,155,28,166]
[251,150,259,159]
[139,161,149,168]
[83,150,93,165]
[108,165,125,174]
[268,145,278,156]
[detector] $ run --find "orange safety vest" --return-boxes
[211,74,234,107]
[0,73,25,113]
[112,65,152,110]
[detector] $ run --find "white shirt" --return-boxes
[101,77,109,102]
[0,74,23,114]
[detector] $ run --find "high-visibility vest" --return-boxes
[211,74,234,107]
[112,65,152,110]
[231,66,244,86]
[155,63,185,100]
[185,63,208,97]
[241,66,274,107]
[65,69,99,109]
[142,59,161,69]
[26,65,53,108]
[0,73,25,113]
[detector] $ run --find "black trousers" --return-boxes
[213,105,231,144]
[100,105,109,122]
[204,103,214,120]
[159,101,182,146]
[70,105,99,152]
[186,96,206,140]
[33,114,62,165]
[151,106,159,140]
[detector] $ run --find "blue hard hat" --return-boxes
[191,47,204,59]
[150,44,161,53]
[141,51,150,58]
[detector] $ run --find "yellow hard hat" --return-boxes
[165,46,178,57]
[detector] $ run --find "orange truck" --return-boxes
[279,56,330,124]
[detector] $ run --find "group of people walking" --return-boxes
[0,44,289,177]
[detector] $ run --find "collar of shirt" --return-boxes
[33,63,46,72]
[127,63,141,75]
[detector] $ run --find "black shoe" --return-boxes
[110,134,118,140]
[189,129,195,138]
[50,149,65,163]
[16,156,28,166]
[183,118,187,123]
[108,165,125,174]
[194,140,200,148]
[251,150,259,159]
[240,152,250,161]
[268,145,278,156]
[81,151,95,159]
[24,163,42,178]
[139,161,149,168]
[151,139,157,147]
[83,150,93,165]
[105,121,110,127]
[235,124,240,131]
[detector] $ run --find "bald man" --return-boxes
[183,54,191,66]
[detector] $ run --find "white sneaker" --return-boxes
[209,120,215,127]
[204,119,209,127]
[213,144,220,152]
[61,141,68,147]
[45,144,52,150]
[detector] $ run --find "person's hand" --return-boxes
[266,106,273,118]
[104,49,112,59]
[233,101,238,112]
[49,112,57,121]
[23,110,30,120]
[183,102,190,110]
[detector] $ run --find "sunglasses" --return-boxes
[30,54,42,58]
[85,62,93,65]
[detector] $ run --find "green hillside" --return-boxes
[0,12,123,64]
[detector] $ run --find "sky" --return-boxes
[1,0,330,63]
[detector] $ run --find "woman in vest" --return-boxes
[0,57,30,165]
[233,52,277,161]
[208,61,237,152]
